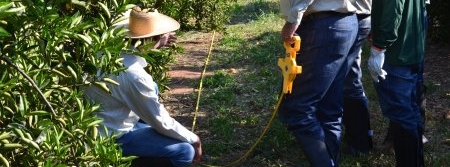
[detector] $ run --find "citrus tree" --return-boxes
[0,0,137,166]
[0,0,233,166]
[140,0,235,31]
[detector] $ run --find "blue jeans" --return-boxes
[374,64,423,137]
[342,15,373,154]
[344,16,371,99]
[116,123,195,167]
[278,12,358,163]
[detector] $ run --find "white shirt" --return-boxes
[83,52,198,144]
[353,0,371,15]
[280,0,357,25]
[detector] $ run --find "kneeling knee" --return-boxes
[170,143,195,167]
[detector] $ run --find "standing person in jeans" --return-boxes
[342,0,373,157]
[380,0,430,151]
[279,0,358,166]
[369,0,427,166]
[83,7,202,167]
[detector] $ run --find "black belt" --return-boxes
[357,14,371,20]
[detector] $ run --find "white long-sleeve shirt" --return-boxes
[280,0,357,25]
[354,0,371,15]
[83,52,198,144]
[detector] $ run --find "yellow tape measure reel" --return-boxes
[277,36,302,94]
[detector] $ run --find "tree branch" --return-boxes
[0,56,57,117]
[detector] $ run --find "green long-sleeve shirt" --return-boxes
[371,0,426,65]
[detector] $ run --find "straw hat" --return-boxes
[113,7,180,39]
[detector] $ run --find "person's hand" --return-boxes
[192,135,202,164]
[281,21,298,44]
[153,32,177,49]
[368,46,387,82]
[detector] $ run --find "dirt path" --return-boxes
[424,43,450,120]
[161,31,219,128]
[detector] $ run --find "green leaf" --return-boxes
[70,14,83,28]
[57,86,71,93]
[124,4,136,10]
[0,132,10,140]
[93,81,109,93]
[75,34,92,45]
[102,77,119,85]
[0,2,14,12]
[98,2,111,19]
[20,138,40,150]
[3,106,14,115]
[112,0,118,8]
[111,15,128,25]
[120,155,138,162]
[0,6,25,19]
[0,153,10,167]
[87,105,100,113]
[76,98,84,120]
[0,4,25,19]
[0,26,10,37]
[1,143,22,149]
[27,110,49,116]
[66,65,78,80]
[51,69,69,78]
[19,95,25,116]
[71,0,88,9]
[43,90,53,98]
[5,6,25,13]
[87,119,103,127]
[0,78,18,96]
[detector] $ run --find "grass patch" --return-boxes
[203,71,235,88]
[185,0,450,166]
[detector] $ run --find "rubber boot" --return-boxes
[392,122,424,167]
[131,157,175,167]
[297,135,335,167]
[342,98,373,156]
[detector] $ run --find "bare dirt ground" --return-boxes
[422,42,450,147]
[160,31,218,128]
[424,43,450,118]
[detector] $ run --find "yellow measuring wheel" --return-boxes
[277,36,302,94]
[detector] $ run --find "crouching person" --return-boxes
[83,6,202,167]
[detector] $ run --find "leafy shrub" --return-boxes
[0,0,233,166]
[139,0,237,31]
[0,0,137,166]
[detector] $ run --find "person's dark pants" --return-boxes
[382,61,427,147]
[342,15,373,155]
[278,11,358,167]
[374,63,424,167]
[117,123,195,167]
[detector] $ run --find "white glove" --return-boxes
[368,46,387,82]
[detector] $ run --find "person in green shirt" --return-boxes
[369,0,427,166]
